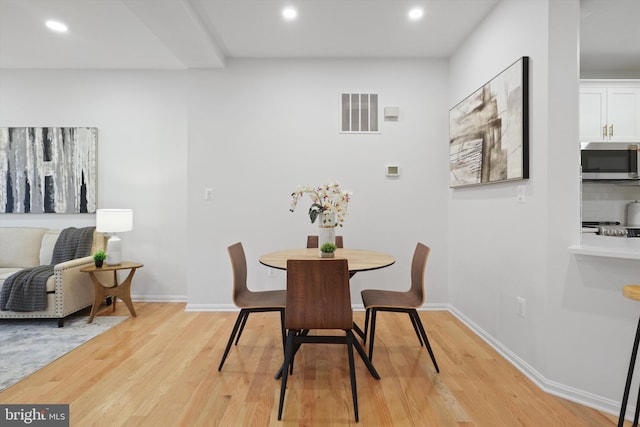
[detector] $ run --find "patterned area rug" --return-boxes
[0,315,127,392]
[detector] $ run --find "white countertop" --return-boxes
[569,233,640,259]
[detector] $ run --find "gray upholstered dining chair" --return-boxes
[306,235,344,248]
[218,242,286,371]
[277,258,360,422]
[360,242,439,372]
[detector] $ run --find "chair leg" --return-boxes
[633,385,640,427]
[278,330,296,420]
[218,309,248,371]
[363,308,370,344]
[368,309,378,361]
[411,310,439,373]
[619,315,640,427]
[409,312,424,346]
[234,311,250,345]
[346,331,359,422]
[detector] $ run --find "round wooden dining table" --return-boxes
[259,248,396,273]
[259,247,395,380]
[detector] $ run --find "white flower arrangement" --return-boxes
[289,182,352,227]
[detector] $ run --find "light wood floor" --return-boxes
[0,302,625,426]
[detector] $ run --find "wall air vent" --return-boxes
[341,93,379,133]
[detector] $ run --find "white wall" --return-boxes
[0,70,188,300]
[449,0,640,416]
[185,59,450,309]
[0,60,451,309]
[2,2,637,416]
[449,0,551,372]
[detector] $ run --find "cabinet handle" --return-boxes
[610,124,614,137]
[603,125,608,138]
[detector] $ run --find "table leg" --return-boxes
[274,329,380,380]
[88,273,106,323]
[275,329,308,379]
[352,322,365,340]
[350,332,380,380]
[112,270,118,313]
[109,268,138,318]
[87,267,139,323]
[349,272,365,340]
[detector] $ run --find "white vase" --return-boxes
[318,211,336,256]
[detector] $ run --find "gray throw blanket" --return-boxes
[0,226,95,312]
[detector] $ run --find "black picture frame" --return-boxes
[449,56,529,188]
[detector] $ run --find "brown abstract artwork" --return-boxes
[449,56,529,188]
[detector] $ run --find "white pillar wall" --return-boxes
[449,0,638,416]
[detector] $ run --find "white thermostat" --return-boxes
[386,165,400,177]
[384,106,399,120]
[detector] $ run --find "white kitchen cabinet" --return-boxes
[580,82,640,142]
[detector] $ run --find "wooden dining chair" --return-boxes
[218,242,286,371]
[360,242,439,372]
[306,235,344,248]
[277,259,360,422]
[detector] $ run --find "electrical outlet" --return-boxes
[267,268,275,277]
[204,187,214,201]
[517,297,526,318]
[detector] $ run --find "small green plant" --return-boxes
[93,250,106,262]
[320,242,337,253]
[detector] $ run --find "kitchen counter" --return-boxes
[569,233,640,259]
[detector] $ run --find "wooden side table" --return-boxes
[80,261,144,323]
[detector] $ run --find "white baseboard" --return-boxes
[185,303,236,312]
[130,294,187,303]
[184,302,452,313]
[187,303,374,312]
[440,303,623,420]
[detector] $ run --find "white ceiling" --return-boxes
[580,0,640,77]
[0,0,638,76]
[0,0,497,69]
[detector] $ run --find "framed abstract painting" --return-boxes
[449,56,529,188]
[0,127,97,213]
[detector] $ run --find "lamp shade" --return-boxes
[96,209,133,233]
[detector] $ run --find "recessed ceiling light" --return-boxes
[408,8,424,21]
[45,20,68,33]
[282,7,297,21]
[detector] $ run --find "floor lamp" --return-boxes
[96,209,133,265]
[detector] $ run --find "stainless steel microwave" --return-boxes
[581,142,640,180]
